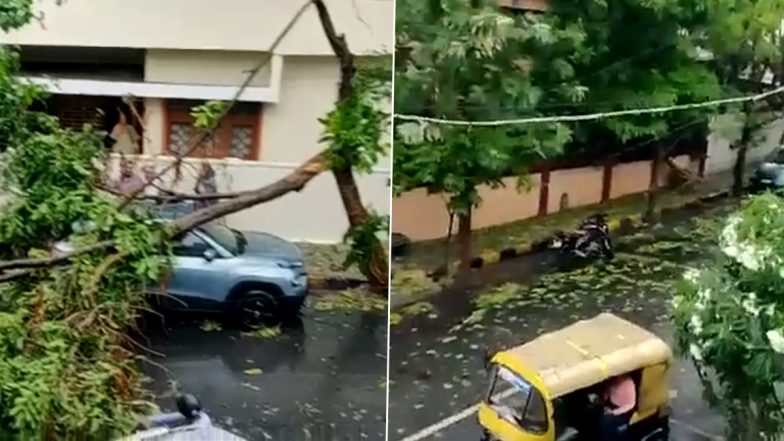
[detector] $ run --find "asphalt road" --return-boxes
[139,303,387,440]
[389,199,737,441]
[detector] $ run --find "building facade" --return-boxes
[0,0,393,243]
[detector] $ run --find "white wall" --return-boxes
[0,0,393,56]
[705,117,784,175]
[145,50,270,87]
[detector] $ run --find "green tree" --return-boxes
[394,0,586,269]
[700,0,784,195]
[547,0,721,218]
[674,193,784,440]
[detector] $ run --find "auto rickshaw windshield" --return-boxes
[486,364,548,434]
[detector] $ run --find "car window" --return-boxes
[173,232,210,257]
[199,224,240,255]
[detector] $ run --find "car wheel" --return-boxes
[235,290,279,326]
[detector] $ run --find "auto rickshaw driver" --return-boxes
[599,374,637,441]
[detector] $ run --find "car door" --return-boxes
[164,231,235,311]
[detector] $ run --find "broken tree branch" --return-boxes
[0,154,327,273]
[0,241,115,272]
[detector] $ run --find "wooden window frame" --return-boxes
[163,100,262,160]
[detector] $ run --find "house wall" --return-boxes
[140,56,389,168]
[0,0,393,56]
[144,50,270,87]
[392,155,695,242]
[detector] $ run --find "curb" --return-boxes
[309,276,366,291]
[465,189,729,270]
[391,189,730,311]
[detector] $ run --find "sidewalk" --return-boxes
[391,170,735,309]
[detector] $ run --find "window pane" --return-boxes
[523,389,547,433]
[168,123,192,155]
[173,232,208,257]
[229,126,254,159]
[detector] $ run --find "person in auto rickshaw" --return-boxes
[599,373,637,440]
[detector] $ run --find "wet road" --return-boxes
[140,304,387,440]
[389,199,737,441]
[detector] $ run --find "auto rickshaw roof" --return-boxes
[497,313,672,399]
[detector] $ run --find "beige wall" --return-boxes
[145,50,270,87]
[0,0,393,56]
[261,57,339,164]
[393,156,697,242]
[392,176,541,242]
[547,166,602,213]
[610,161,650,200]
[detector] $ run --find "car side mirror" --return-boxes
[203,249,217,262]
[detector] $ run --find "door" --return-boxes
[166,231,236,311]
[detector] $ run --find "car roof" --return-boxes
[494,313,672,398]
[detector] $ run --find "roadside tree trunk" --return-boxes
[333,169,389,291]
[646,144,664,221]
[440,210,455,277]
[733,103,757,196]
[733,143,748,196]
[457,210,473,269]
[313,0,389,293]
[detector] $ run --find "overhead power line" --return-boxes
[394,85,784,127]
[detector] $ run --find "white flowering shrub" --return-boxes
[674,193,784,440]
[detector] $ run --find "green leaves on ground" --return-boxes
[312,289,387,313]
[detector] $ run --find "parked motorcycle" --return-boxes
[121,394,247,441]
[550,213,614,260]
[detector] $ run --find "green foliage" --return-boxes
[320,65,391,173]
[394,0,583,214]
[674,193,784,439]
[190,100,228,130]
[343,210,388,277]
[548,0,721,154]
[0,34,170,441]
[0,0,33,32]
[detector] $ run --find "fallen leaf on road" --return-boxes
[242,382,260,391]
[200,321,222,332]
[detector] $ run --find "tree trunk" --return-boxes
[313,0,388,293]
[458,210,472,269]
[733,114,754,196]
[333,168,388,291]
[646,144,664,221]
[733,144,747,196]
[441,210,455,275]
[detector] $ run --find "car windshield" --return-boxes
[199,224,244,255]
[765,149,784,164]
[486,364,548,434]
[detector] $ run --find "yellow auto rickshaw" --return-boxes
[478,313,672,441]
